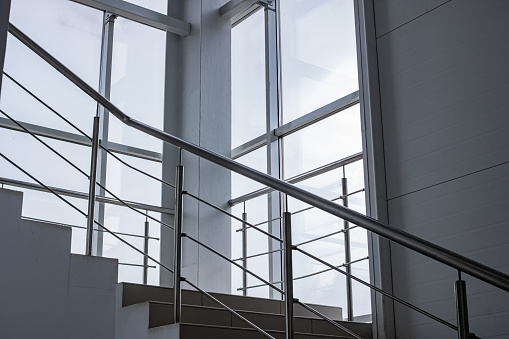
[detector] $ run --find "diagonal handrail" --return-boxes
[8,22,509,294]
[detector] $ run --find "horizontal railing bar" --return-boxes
[296,247,457,331]
[11,21,509,293]
[1,109,91,179]
[294,300,363,339]
[183,277,275,339]
[99,143,174,189]
[274,91,360,138]
[295,226,359,247]
[233,248,283,262]
[183,233,284,294]
[237,257,369,291]
[229,153,363,206]
[21,216,160,240]
[0,176,174,215]
[183,191,282,243]
[291,188,365,216]
[236,215,283,232]
[118,262,156,268]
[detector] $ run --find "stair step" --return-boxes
[145,301,370,338]
[177,323,363,339]
[120,282,343,319]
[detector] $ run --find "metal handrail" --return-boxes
[9,22,509,293]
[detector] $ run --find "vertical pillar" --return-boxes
[342,174,353,321]
[265,0,283,300]
[242,212,248,296]
[173,164,184,323]
[455,274,471,339]
[283,212,295,339]
[143,219,149,284]
[94,12,116,256]
[0,0,12,102]
[86,116,101,256]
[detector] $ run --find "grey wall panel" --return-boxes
[387,162,509,338]
[378,0,509,199]
[373,0,427,37]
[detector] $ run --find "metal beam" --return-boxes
[0,176,174,214]
[231,133,267,159]
[220,0,258,20]
[0,117,162,162]
[70,0,191,36]
[274,91,359,137]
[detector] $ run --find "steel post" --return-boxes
[455,278,471,339]
[283,212,295,339]
[86,116,100,256]
[173,165,184,323]
[342,176,353,321]
[143,220,149,284]
[242,212,248,296]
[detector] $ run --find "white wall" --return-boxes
[371,0,509,337]
[0,188,118,339]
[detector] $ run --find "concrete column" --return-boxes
[161,0,231,293]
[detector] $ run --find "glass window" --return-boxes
[280,0,358,123]
[109,17,166,153]
[231,9,267,149]
[122,0,167,14]
[282,105,362,179]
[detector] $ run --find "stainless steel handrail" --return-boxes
[9,22,509,293]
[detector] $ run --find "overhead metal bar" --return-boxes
[274,91,359,137]
[70,0,191,36]
[0,176,174,215]
[0,117,162,162]
[229,152,363,206]
[11,21,509,293]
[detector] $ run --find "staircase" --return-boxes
[0,187,371,339]
[116,282,372,339]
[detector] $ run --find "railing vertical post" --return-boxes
[455,272,471,339]
[283,211,295,339]
[242,212,248,296]
[342,175,353,321]
[86,116,100,256]
[173,164,184,323]
[143,218,149,285]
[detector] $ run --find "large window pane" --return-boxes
[282,105,362,179]
[280,0,358,123]
[231,9,267,149]
[109,17,165,153]
[122,0,167,14]
[2,0,103,135]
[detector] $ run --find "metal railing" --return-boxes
[5,22,509,339]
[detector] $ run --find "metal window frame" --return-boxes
[70,0,191,36]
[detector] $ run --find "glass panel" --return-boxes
[3,0,103,135]
[280,0,358,123]
[231,146,267,198]
[109,17,165,153]
[282,105,362,179]
[122,0,167,14]
[351,259,371,319]
[231,9,266,149]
